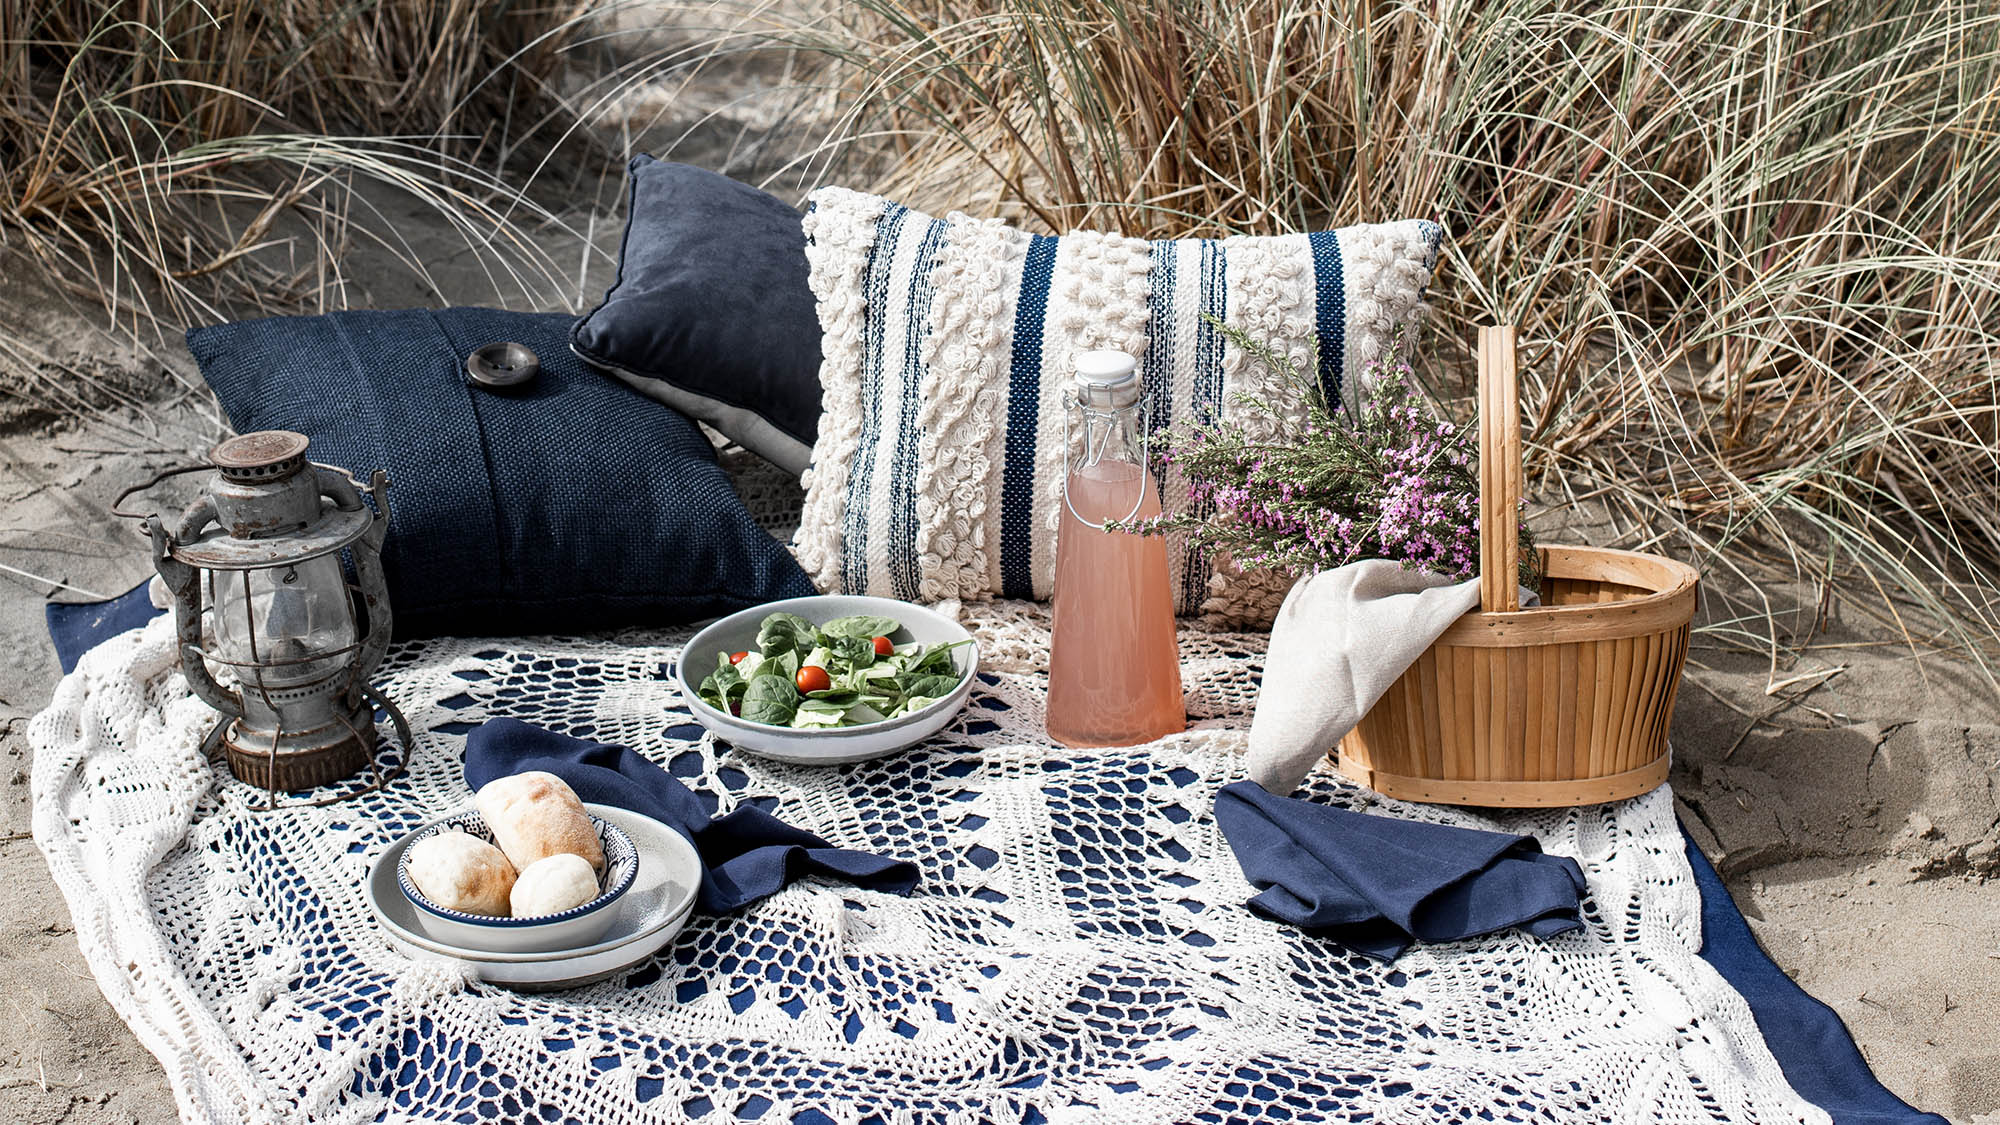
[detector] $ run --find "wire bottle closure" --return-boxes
[1062,350,1150,531]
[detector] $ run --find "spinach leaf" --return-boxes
[844,700,890,725]
[806,688,863,707]
[791,699,848,727]
[740,674,801,726]
[899,673,961,701]
[699,651,744,711]
[698,678,727,712]
[820,614,901,639]
[757,612,816,658]
[756,648,800,685]
[824,633,877,667]
[911,640,969,676]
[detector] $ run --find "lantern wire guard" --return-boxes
[113,437,415,812]
[188,683,413,812]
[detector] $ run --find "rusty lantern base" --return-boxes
[219,708,378,793]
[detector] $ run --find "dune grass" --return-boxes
[0,0,595,327]
[788,0,2000,674]
[1,0,1995,674]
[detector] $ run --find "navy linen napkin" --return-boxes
[1215,780,1588,960]
[464,718,919,913]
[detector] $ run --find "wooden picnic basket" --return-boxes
[1335,326,1699,807]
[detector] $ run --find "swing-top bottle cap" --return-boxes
[1073,350,1140,408]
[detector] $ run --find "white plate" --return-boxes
[367,803,701,987]
[675,595,979,766]
[376,921,682,991]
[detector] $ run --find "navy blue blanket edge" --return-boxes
[1679,819,1944,1125]
[46,581,161,674]
[42,587,1940,1119]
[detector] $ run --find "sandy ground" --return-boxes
[0,52,1995,1120]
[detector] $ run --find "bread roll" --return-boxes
[510,853,602,917]
[474,772,605,874]
[405,830,515,916]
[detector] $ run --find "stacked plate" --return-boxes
[366,803,701,990]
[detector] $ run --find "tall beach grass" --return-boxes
[790,0,2000,673]
[0,0,595,327]
[0,0,1995,673]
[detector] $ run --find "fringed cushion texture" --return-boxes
[796,187,1444,625]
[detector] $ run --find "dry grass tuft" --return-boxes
[793,0,2000,671]
[0,0,594,326]
[3,0,1994,672]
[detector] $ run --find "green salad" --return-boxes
[697,612,970,729]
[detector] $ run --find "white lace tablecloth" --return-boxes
[29,602,1821,1125]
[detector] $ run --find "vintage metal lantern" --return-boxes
[137,431,406,797]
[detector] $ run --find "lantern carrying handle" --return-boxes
[111,460,371,526]
[110,464,213,527]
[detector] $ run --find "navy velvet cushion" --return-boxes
[187,307,814,639]
[571,157,822,475]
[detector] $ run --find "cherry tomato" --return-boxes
[729,651,748,665]
[871,635,894,657]
[796,665,832,693]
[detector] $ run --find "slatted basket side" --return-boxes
[1334,326,1698,808]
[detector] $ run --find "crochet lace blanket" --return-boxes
[30,603,1821,1125]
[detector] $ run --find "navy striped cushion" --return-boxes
[796,188,1443,623]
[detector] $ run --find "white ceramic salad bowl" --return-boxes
[675,595,979,765]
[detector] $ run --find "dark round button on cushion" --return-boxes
[466,342,541,389]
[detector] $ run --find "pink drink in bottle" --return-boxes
[1045,350,1185,747]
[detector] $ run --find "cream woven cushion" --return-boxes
[797,187,1443,624]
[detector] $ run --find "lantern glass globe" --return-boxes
[208,556,357,688]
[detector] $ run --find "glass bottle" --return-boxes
[1045,350,1186,747]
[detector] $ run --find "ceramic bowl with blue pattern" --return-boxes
[395,811,639,954]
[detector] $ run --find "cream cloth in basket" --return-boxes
[1247,562,1485,793]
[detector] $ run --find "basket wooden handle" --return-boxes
[1478,325,1522,614]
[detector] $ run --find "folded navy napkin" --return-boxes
[1214,780,1588,960]
[465,718,919,913]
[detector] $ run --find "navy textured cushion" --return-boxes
[571,157,822,475]
[187,307,814,639]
